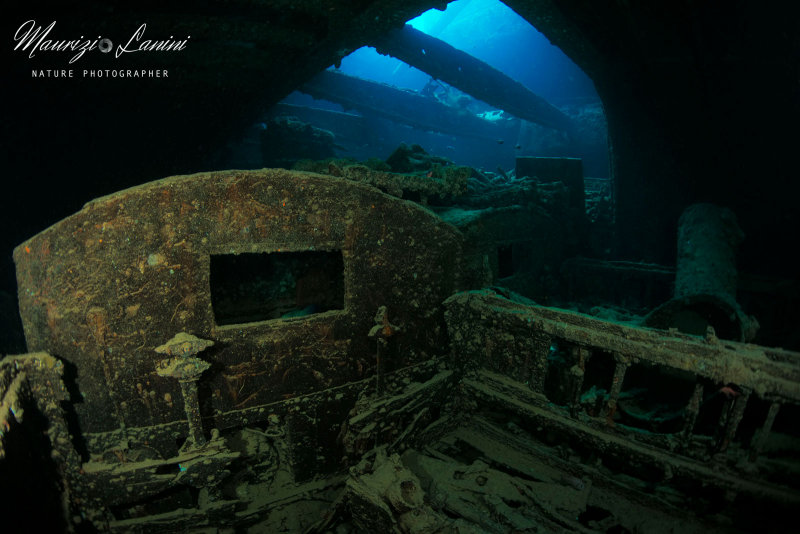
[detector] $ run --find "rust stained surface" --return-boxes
[14,169,463,436]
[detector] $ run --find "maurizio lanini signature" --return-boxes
[13,20,190,64]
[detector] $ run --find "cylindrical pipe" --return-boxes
[675,203,742,299]
[645,203,758,342]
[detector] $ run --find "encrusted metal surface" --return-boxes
[14,169,462,439]
[444,289,800,401]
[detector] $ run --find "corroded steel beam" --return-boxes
[300,70,515,140]
[373,24,576,132]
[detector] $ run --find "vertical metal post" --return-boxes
[717,388,750,454]
[375,338,387,394]
[605,355,629,424]
[529,327,551,394]
[569,346,589,417]
[680,382,704,450]
[178,378,206,448]
[368,306,400,396]
[749,401,781,462]
[155,332,214,451]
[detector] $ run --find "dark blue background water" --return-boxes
[278,0,604,175]
[339,0,598,105]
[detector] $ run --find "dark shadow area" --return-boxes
[0,402,67,532]
[59,358,90,462]
[210,250,345,325]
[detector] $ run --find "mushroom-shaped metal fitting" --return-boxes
[156,356,211,381]
[154,332,214,449]
[155,332,214,357]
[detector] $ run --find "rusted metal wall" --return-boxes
[14,169,462,438]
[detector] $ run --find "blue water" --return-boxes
[336,0,598,104]
[277,0,606,174]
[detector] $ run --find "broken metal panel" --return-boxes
[13,169,463,441]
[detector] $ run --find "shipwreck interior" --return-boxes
[2,1,799,533]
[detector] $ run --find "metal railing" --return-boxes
[444,289,800,467]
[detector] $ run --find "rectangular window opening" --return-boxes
[210,250,344,326]
[497,244,514,278]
